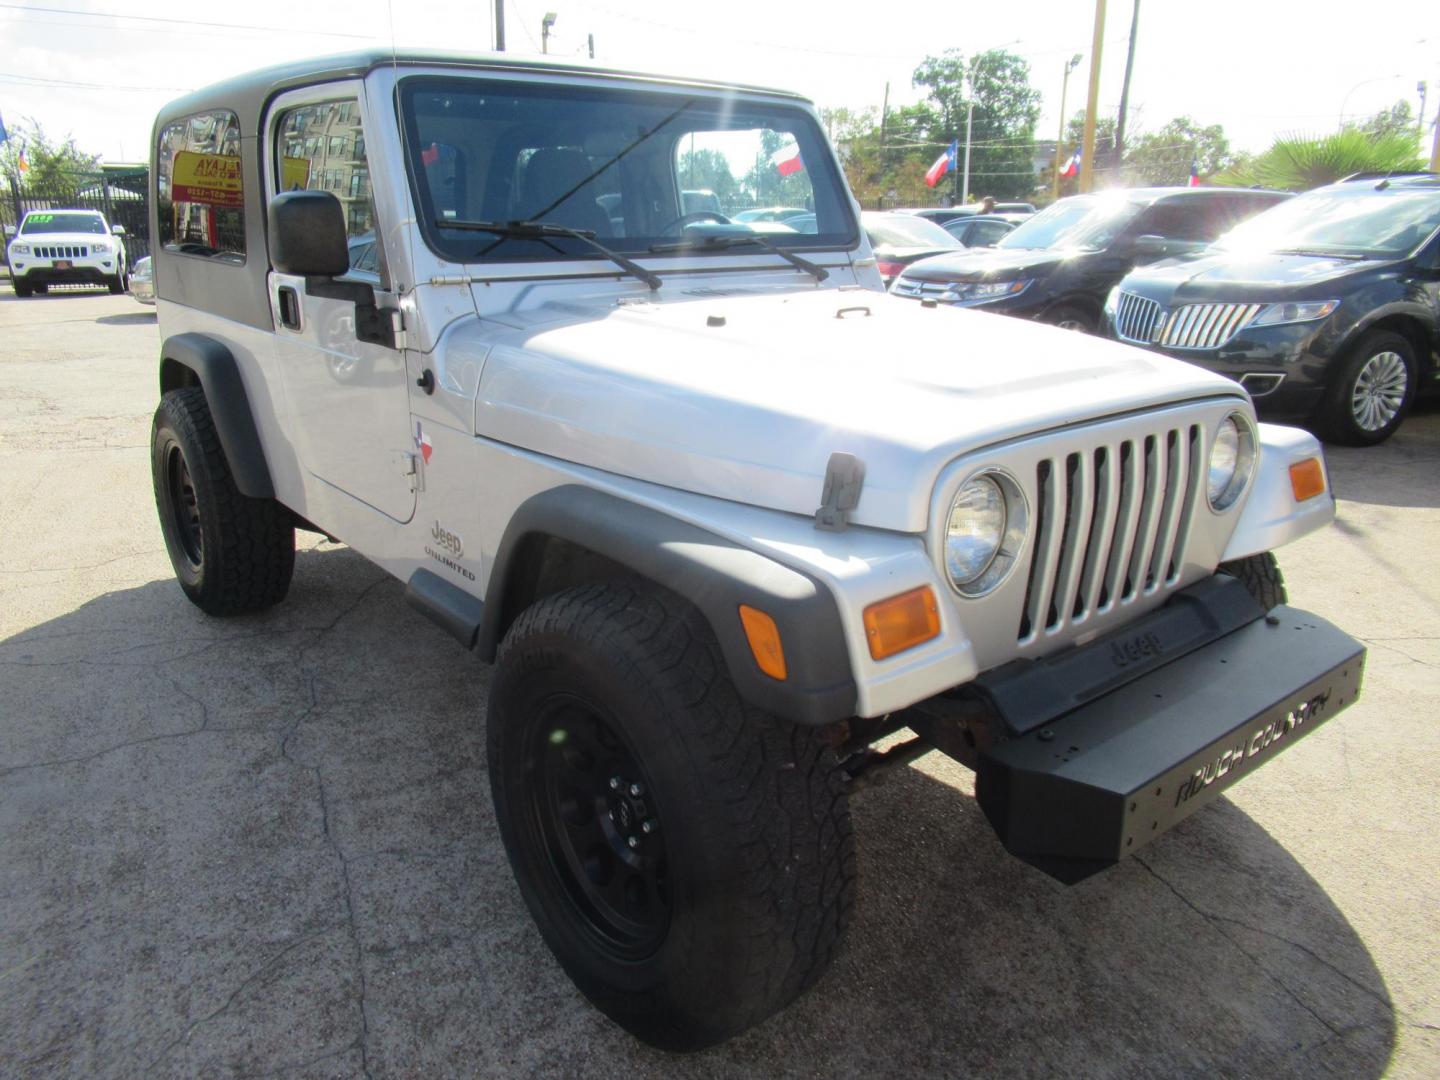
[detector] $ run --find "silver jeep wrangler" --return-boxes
[147,50,1364,1050]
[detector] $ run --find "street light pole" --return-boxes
[541,11,557,54]
[1053,54,1082,202]
[962,91,974,205]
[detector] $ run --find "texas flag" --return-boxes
[1059,149,1081,179]
[1188,160,1201,187]
[770,142,804,177]
[414,421,433,465]
[924,140,958,188]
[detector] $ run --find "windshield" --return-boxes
[998,195,1144,251]
[1216,188,1440,258]
[20,212,107,235]
[864,214,961,250]
[400,77,856,263]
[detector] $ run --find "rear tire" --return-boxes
[1219,552,1287,611]
[1316,330,1416,447]
[151,387,294,615]
[488,583,855,1050]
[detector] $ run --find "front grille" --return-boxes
[1159,303,1263,350]
[892,277,951,300]
[1018,423,1203,642]
[36,245,91,259]
[1113,291,1165,343]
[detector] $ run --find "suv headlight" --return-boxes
[10,242,30,255]
[1248,299,1339,328]
[1104,285,1121,317]
[944,279,1029,303]
[92,239,112,253]
[945,470,1028,596]
[1207,412,1257,511]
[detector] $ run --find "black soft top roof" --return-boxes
[154,49,810,135]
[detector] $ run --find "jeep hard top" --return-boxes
[146,50,1365,1050]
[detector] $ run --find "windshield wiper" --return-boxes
[1272,248,1365,261]
[438,219,662,290]
[649,232,829,283]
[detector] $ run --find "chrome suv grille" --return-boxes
[1113,291,1165,343]
[35,245,91,259]
[1159,303,1263,350]
[891,277,950,300]
[1018,423,1203,643]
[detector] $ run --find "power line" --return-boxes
[0,1,375,38]
[0,70,192,92]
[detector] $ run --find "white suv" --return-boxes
[5,209,128,296]
[145,51,1364,1050]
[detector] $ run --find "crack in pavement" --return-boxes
[1134,856,1384,1046]
[0,549,166,574]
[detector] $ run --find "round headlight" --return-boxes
[945,470,1028,597]
[1208,413,1257,511]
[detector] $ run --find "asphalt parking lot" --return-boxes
[2,288,1437,1078]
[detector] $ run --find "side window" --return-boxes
[274,98,382,281]
[1133,201,1213,242]
[156,110,246,262]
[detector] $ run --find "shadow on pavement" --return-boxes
[0,547,1396,1078]
[95,311,157,326]
[1322,399,1440,511]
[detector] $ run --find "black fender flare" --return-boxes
[478,486,858,726]
[158,333,275,499]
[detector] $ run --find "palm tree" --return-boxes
[1218,130,1424,191]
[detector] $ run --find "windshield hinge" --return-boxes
[815,452,866,532]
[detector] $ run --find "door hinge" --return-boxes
[389,308,407,351]
[394,450,424,493]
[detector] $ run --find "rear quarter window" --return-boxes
[156,110,246,263]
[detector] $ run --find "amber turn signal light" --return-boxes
[1289,458,1326,502]
[863,586,941,661]
[739,605,787,681]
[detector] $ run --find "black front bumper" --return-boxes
[15,266,115,286]
[965,577,1364,883]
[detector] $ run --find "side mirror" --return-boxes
[267,190,395,348]
[1132,234,1204,262]
[111,224,127,236]
[268,190,349,276]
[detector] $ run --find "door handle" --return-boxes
[277,286,302,330]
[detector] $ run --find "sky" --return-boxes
[0,0,1435,166]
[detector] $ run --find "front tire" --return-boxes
[1317,330,1416,446]
[107,269,127,294]
[12,278,33,298]
[151,387,294,615]
[488,583,855,1050]
[1044,303,1094,333]
[1220,551,1287,611]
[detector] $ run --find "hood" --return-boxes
[10,231,116,248]
[900,246,1067,282]
[1126,249,1389,303]
[469,288,1243,532]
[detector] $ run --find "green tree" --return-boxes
[677,148,739,204]
[0,118,101,193]
[911,48,1042,201]
[1350,100,1416,141]
[1123,117,1232,185]
[1216,129,1424,191]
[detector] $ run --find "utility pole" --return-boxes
[494,0,505,51]
[1079,0,1107,194]
[1430,99,1440,172]
[588,33,595,59]
[1053,54,1082,202]
[1114,0,1141,167]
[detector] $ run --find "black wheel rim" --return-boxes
[166,445,203,568]
[525,696,670,958]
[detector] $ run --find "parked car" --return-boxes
[894,207,969,225]
[890,187,1291,332]
[128,255,155,305]
[4,209,128,297]
[1107,172,1440,445]
[861,210,963,285]
[144,50,1361,1051]
[944,214,1021,248]
[943,201,1037,216]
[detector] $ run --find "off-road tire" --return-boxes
[1219,551,1287,611]
[1316,330,1416,447]
[1045,303,1094,333]
[488,583,855,1051]
[12,278,33,298]
[151,387,294,615]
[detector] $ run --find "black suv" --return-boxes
[890,187,1290,332]
[1106,173,1440,445]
